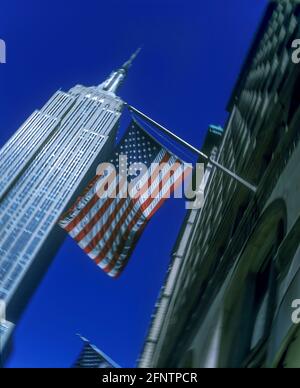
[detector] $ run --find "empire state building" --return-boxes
[0,50,140,358]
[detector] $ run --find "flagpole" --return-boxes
[125,104,257,194]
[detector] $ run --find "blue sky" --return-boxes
[0,0,267,368]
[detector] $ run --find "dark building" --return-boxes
[139,0,300,368]
[74,336,120,368]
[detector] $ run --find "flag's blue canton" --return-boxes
[110,122,160,183]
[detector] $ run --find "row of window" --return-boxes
[43,91,75,118]
[0,89,120,297]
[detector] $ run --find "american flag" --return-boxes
[59,121,191,278]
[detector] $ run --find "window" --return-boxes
[249,258,273,350]
[288,73,300,124]
[241,222,285,367]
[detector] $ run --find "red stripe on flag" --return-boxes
[64,193,99,233]
[64,174,118,233]
[83,198,128,254]
[93,199,139,264]
[130,153,171,200]
[103,219,148,277]
[147,166,192,220]
[74,197,115,242]
[142,162,182,212]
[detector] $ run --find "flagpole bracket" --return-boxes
[126,103,257,194]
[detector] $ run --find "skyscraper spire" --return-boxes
[100,48,141,94]
[121,47,142,71]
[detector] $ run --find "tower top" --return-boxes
[99,48,141,94]
[122,47,142,71]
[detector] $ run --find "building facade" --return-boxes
[139,1,300,368]
[0,51,139,358]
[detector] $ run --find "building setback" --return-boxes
[139,0,300,368]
